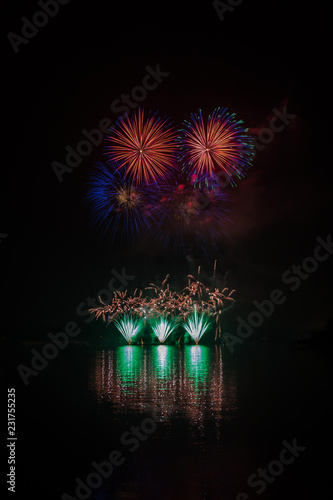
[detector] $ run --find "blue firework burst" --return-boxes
[86,161,158,246]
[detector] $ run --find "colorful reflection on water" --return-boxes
[89,345,238,440]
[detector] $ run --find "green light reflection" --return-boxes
[152,345,174,380]
[184,345,211,387]
[116,345,143,390]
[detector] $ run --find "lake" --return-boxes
[13,341,330,500]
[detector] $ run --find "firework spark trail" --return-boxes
[107,108,177,184]
[178,107,254,183]
[145,276,184,320]
[152,318,176,343]
[183,307,210,344]
[89,264,236,341]
[89,289,149,324]
[114,314,142,344]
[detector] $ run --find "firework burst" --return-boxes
[86,162,157,245]
[154,167,231,254]
[178,108,254,184]
[107,108,177,184]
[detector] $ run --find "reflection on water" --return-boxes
[89,345,238,440]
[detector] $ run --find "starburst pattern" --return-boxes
[178,107,254,184]
[88,107,253,254]
[86,162,157,245]
[107,108,177,184]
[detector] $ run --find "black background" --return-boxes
[2,0,332,339]
[1,3,332,498]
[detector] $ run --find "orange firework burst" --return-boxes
[179,108,254,184]
[107,108,177,184]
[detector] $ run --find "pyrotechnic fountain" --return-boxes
[151,318,176,343]
[114,314,143,344]
[90,263,235,345]
[183,307,210,345]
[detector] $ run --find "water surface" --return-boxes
[15,342,330,500]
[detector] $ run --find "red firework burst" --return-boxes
[107,108,177,184]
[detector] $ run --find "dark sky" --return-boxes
[2,0,331,339]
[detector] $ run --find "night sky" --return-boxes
[2,0,332,341]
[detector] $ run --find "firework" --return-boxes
[154,167,231,254]
[86,162,157,245]
[183,307,210,345]
[107,108,177,184]
[90,263,236,342]
[178,108,254,184]
[114,314,142,344]
[89,289,148,324]
[145,274,180,318]
[152,317,176,343]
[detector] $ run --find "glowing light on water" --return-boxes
[115,346,145,392]
[183,308,210,344]
[91,345,238,429]
[114,314,142,344]
[152,317,176,343]
[190,344,202,363]
[123,345,134,362]
[185,345,211,388]
[155,345,171,379]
